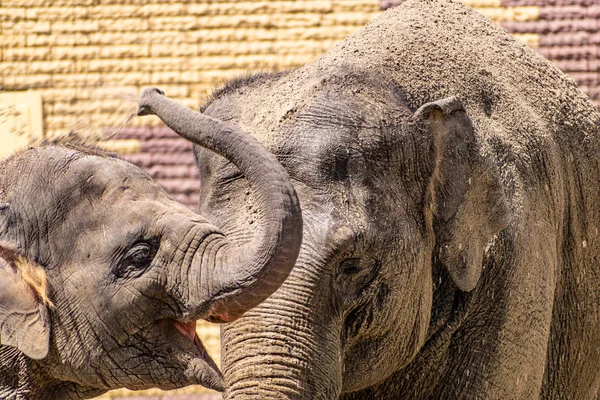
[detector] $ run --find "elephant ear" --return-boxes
[0,245,51,359]
[416,97,508,292]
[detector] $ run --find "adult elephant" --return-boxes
[0,89,302,398]
[190,0,600,398]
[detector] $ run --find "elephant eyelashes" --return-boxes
[114,241,158,279]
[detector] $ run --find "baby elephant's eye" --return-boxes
[115,242,158,278]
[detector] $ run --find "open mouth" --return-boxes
[168,319,225,392]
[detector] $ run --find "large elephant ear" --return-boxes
[416,97,508,292]
[0,246,51,359]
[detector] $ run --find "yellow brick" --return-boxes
[53,73,102,87]
[3,0,94,5]
[150,71,200,84]
[87,5,139,19]
[53,99,132,115]
[0,62,28,75]
[139,84,188,98]
[52,20,99,33]
[99,18,149,32]
[514,33,540,48]
[137,3,186,17]
[187,1,333,16]
[138,57,187,72]
[150,16,199,31]
[266,13,322,28]
[99,44,150,58]
[199,39,338,56]
[82,59,139,73]
[88,86,138,100]
[150,44,199,58]
[188,26,358,43]
[101,72,152,86]
[40,87,87,102]
[26,7,88,20]
[87,30,187,46]
[2,21,51,34]
[27,33,92,47]
[28,60,75,74]
[196,69,249,85]
[0,8,27,21]
[189,84,215,98]
[513,6,540,22]
[4,47,50,61]
[321,11,378,26]
[45,113,93,131]
[187,53,318,72]
[0,34,27,47]
[3,74,52,89]
[95,139,141,154]
[333,0,381,13]
[53,46,100,60]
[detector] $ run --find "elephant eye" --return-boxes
[114,241,158,278]
[336,258,380,299]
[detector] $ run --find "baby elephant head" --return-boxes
[0,88,302,398]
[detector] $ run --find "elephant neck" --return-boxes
[0,346,105,400]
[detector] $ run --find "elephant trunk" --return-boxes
[221,293,343,400]
[137,87,302,322]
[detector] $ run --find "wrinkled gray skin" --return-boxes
[0,90,302,399]
[190,0,600,398]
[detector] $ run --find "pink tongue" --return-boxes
[173,320,198,342]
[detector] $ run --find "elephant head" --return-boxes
[192,69,508,399]
[0,88,302,398]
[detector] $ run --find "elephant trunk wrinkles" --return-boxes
[221,294,343,400]
[137,88,303,322]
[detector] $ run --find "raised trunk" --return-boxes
[137,87,302,322]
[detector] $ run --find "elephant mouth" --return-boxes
[154,318,225,391]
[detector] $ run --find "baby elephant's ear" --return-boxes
[0,247,51,360]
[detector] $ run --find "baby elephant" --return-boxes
[0,89,302,399]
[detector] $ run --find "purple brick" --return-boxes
[502,20,550,34]
[381,0,402,10]
[156,178,200,195]
[141,137,194,153]
[538,45,596,60]
[540,5,587,20]
[540,32,590,46]
[148,126,180,138]
[109,126,152,140]
[552,0,597,6]
[147,164,197,179]
[568,71,600,86]
[502,0,546,6]
[554,58,589,72]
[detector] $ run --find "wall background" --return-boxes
[0,0,598,398]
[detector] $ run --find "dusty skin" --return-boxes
[190,0,600,398]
